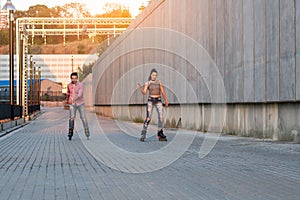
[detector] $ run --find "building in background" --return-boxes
[41,79,62,94]
[40,79,63,101]
[31,54,98,83]
[0,0,16,29]
[0,54,98,93]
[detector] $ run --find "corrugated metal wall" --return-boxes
[93,0,300,105]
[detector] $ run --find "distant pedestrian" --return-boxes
[137,68,169,142]
[66,72,90,140]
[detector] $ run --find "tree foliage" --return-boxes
[77,62,94,81]
[0,29,9,45]
[54,3,91,18]
[14,3,91,19]
[14,5,54,18]
[95,3,131,18]
[14,2,131,19]
[1,2,132,48]
[77,43,85,54]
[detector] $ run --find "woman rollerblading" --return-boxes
[137,68,169,142]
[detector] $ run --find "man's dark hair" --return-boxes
[70,72,78,78]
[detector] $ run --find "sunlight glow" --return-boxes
[2,0,150,17]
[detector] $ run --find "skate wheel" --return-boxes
[158,137,167,141]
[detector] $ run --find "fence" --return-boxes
[0,104,22,121]
[40,91,65,102]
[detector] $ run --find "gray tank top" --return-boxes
[148,80,160,96]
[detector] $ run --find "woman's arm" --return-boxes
[137,82,148,95]
[160,81,169,107]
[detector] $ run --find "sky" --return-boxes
[0,0,149,17]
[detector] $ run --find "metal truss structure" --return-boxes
[16,17,133,45]
[15,17,133,116]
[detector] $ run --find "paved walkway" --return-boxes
[0,107,299,200]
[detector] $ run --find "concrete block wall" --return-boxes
[92,0,300,141]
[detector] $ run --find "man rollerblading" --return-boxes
[66,72,90,140]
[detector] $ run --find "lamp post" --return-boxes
[37,67,41,107]
[9,10,15,120]
[19,32,23,116]
[33,63,36,106]
[30,56,33,106]
[71,55,74,72]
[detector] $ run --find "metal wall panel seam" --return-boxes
[278,0,281,101]
[294,0,297,101]
[253,0,256,103]
[223,0,226,85]
[232,0,235,102]
[264,0,267,102]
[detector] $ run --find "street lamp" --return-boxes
[71,55,74,72]
[9,10,15,120]
[30,56,33,106]
[34,64,39,105]
[37,67,41,106]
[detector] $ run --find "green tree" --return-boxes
[92,35,119,57]
[15,3,91,18]
[14,10,27,18]
[14,5,54,18]
[95,3,131,18]
[77,43,85,54]
[56,3,91,18]
[77,62,94,81]
[0,29,9,45]
[51,5,64,17]
[28,5,53,17]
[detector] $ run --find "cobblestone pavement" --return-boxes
[0,107,299,200]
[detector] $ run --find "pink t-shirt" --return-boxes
[67,82,85,106]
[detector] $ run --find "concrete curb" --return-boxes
[0,111,41,137]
